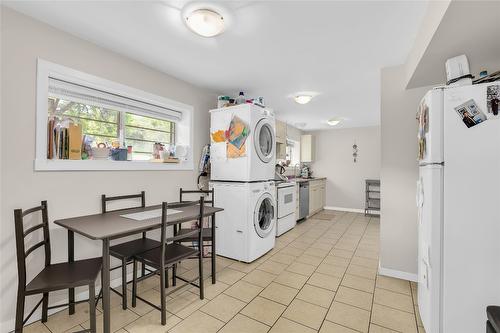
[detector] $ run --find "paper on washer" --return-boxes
[120,209,182,221]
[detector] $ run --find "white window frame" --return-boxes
[35,59,194,171]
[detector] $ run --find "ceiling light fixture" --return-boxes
[294,95,313,105]
[327,118,341,126]
[185,9,224,37]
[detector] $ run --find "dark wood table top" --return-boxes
[54,204,223,240]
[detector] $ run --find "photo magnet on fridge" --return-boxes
[454,99,487,128]
[487,85,499,116]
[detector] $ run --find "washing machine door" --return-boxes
[254,192,276,238]
[254,118,275,163]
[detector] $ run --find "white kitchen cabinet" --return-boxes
[308,179,326,216]
[300,134,314,162]
[276,120,287,144]
[276,142,286,160]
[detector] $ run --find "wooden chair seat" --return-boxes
[136,243,198,269]
[110,238,160,260]
[175,228,212,242]
[487,306,500,332]
[26,258,102,295]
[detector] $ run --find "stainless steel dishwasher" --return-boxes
[298,182,309,220]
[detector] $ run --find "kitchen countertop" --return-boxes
[290,177,326,183]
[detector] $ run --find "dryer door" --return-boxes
[254,192,276,238]
[254,118,275,163]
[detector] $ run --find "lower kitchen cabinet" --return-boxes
[295,183,300,220]
[309,179,326,216]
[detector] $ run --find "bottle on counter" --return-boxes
[235,91,246,105]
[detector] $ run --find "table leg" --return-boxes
[102,238,111,333]
[211,215,216,284]
[68,230,75,315]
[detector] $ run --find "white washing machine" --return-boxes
[210,104,276,182]
[210,181,276,263]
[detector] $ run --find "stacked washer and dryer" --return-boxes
[209,104,277,263]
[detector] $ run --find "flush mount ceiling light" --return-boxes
[327,118,341,126]
[294,95,313,105]
[185,9,225,37]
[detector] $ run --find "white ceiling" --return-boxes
[5,0,428,130]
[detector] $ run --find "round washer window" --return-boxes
[254,194,275,238]
[254,119,274,163]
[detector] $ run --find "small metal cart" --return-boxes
[365,179,380,216]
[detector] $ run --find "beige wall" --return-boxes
[380,65,433,279]
[286,124,302,142]
[0,8,216,330]
[309,127,380,211]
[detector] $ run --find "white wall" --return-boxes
[380,65,433,280]
[0,8,216,331]
[309,126,380,211]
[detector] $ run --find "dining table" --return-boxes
[54,203,223,333]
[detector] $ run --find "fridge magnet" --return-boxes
[454,99,487,128]
[416,102,429,160]
[487,85,499,116]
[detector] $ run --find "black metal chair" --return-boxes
[101,191,160,310]
[14,201,101,333]
[132,198,205,325]
[487,306,500,332]
[174,188,214,254]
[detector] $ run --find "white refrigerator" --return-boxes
[417,82,500,333]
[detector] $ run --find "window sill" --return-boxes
[34,159,194,171]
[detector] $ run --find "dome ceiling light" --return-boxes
[327,118,341,126]
[185,9,225,37]
[294,94,313,105]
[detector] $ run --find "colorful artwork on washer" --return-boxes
[211,130,225,143]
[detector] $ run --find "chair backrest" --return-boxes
[159,197,205,268]
[14,201,51,290]
[179,188,214,207]
[101,191,145,213]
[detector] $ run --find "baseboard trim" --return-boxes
[378,264,418,282]
[324,206,365,213]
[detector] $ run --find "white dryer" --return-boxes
[210,104,276,182]
[210,181,276,263]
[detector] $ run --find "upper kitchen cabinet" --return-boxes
[276,120,287,144]
[300,134,314,162]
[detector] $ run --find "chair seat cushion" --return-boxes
[26,257,102,294]
[135,243,198,268]
[110,237,161,260]
[176,228,212,242]
[487,306,500,333]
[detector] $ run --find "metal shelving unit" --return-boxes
[365,179,380,216]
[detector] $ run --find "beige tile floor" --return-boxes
[24,211,426,333]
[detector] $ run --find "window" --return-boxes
[36,59,193,171]
[124,113,175,160]
[48,97,176,161]
[286,139,300,165]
